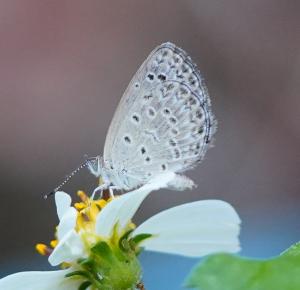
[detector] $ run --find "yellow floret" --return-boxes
[35,243,49,256]
[77,190,88,202]
[50,239,58,248]
[74,202,86,210]
[94,199,107,209]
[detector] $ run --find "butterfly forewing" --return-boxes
[103,42,216,188]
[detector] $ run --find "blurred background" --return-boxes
[0,1,299,289]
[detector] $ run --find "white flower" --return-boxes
[0,172,241,290]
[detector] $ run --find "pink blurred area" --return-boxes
[0,0,299,275]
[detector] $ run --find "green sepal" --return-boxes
[91,241,114,262]
[78,257,94,267]
[119,229,134,252]
[77,257,97,275]
[131,233,152,245]
[64,226,143,290]
[65,270,90,279]
[78,281,92,290]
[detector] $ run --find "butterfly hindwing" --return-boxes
[103,42,216,188]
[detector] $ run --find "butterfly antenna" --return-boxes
[43,159,91,199]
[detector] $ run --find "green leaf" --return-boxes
[281,241,300,257]
[91,241,113,261]
[78,281,92,290]
[131,233,152,245]
[185,243,300,290]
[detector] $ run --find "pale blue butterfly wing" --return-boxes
[103,42,216,190]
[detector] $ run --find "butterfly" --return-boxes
[47,42,216,198]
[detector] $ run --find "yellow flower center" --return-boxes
[35,189,148,289]
[75,190,108,233]
[36,190,110,257]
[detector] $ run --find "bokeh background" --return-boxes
[0,1,299,289]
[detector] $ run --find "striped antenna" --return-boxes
[43,158,94,199]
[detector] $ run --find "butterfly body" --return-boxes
[89,42,216,193]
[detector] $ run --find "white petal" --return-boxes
[96,172,176,238]
[134,200,241,257]
[49,230,86,266]
[55,191,72,220]
[0,269,82,290]
[57,207,77,240]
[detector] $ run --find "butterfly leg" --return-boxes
[108,186,120,198]
[91,183,108,200]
